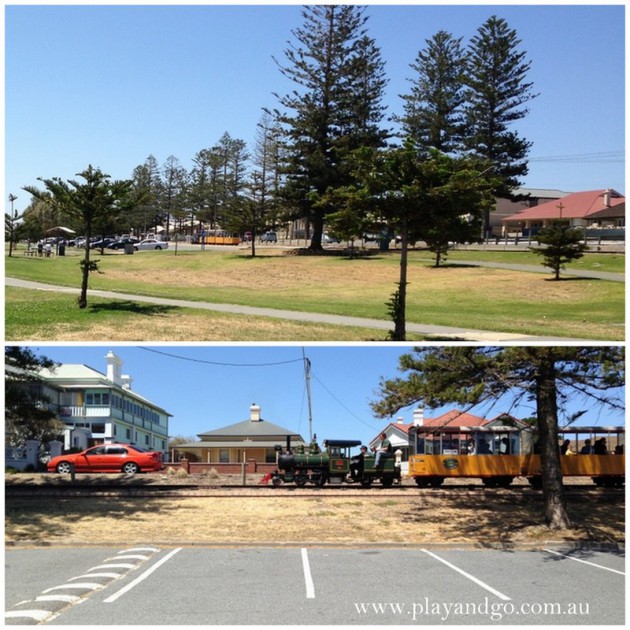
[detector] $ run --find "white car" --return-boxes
[134,239,168,251]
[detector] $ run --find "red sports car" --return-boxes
[47,443,164,475]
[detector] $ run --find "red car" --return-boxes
[47,443,164,475]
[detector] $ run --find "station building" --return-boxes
[175,403,306,468]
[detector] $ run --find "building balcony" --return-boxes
[59,405,110,418]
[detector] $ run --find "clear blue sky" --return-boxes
[19,345,625,446]
[5,3,625,217]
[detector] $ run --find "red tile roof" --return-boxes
[503,189,624,222]
[385,410,516,435]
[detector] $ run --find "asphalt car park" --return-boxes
[5,546,624,625]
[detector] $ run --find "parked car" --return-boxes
[109,237,139,250]
[90,237,117,249]
[242,231,252,242]
[47,443,164,475]
[134,238,168,251]
[323,233,340,244]
[261,231,278,243]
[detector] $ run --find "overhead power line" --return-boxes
[138,346,303,368]
[529,151,624,164]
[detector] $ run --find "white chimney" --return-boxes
[250,403,261,422]
[396,416,405,424]
[413,407,424,426]
[603,189,611,207]
[105,351,123,386]
[121,375,132,391]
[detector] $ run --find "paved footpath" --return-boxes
[4,277,594,342]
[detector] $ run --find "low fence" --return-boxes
[164,459,277,476]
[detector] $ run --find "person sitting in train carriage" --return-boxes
[465,439,476,455]
[373,432,392,467]
[594,438,608,455]
[477,439,492,454]
[560,439,575,455]
[499,437,511,455]
[580,439,594,455]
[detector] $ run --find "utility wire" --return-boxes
[311,371,380,432]
[529,151,623,164]
[138,346,304,368]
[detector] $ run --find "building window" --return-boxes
[86,392,110,406]
[219,449,230,463]
[265,449,277,463]
[92,423,105,434]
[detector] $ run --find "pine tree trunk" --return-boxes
[536,357,572,529]
[392,221,408,341]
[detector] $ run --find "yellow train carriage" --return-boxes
[200,230,241,245]
[407,425,624,488]
[521,426,625,487]
[192,229,241,245]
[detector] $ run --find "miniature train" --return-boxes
[270,438,401,487]
[270,425,624,489]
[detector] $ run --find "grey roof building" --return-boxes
[178,403,305,464]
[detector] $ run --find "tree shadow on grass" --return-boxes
[5,496,183,543]
[88,301,178,315]
[401,494,624,551]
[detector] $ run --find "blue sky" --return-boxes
[4,3,625,217]
[19,345,625,447]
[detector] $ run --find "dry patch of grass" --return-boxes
[5,495,623,547]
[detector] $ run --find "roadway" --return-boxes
[5,545,625,625]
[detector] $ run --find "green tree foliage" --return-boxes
[130,155,163,235]
[398,30,468,154]
[24,166,136,308]
[371,346,625,529]
[463,16,538,232]
[532,222,588,280]
[274,5,389,250]
[161,155,189,240]
[348,143,495,338]
[5,346,65,447]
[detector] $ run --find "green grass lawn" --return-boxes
[5,246,624,341]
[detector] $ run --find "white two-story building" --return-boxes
[38,351,171,455]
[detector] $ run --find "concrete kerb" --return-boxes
[5,540,624,552]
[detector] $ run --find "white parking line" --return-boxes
[105,554,150,561]
[68,572,122,581]
[87,563,137,571]
[422,549,511,601]
[5,609,52,621]
[42,582,105,593]
[103,548,182,603]
[301,548,316,599]
[543,548,626,575]
[36,594,80,603]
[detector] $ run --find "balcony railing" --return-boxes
[57,405,168,437]
[59,405,110,418]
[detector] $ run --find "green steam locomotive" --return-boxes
[271,437,401,487]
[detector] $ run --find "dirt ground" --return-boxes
[5,473,624,548]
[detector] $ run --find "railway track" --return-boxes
[6,482,624,501]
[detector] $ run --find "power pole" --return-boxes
[302,349,313,442]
